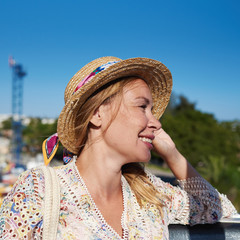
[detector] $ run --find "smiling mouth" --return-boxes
[139,137,153,144]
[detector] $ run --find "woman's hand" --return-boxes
[153,128,178,163]
[153,127,200,179]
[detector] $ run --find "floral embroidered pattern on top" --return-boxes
[0,158,237,239]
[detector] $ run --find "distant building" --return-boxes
[0,114,56,127]
[0,137,10,155]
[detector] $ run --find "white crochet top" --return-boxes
[0,159,237,239]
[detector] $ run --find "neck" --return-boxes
[75,142,124,200]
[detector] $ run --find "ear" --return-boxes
[89,107,102,127]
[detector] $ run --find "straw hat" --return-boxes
[57,56,172,154]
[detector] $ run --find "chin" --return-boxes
[137,154,151,163]
[140,159,151,163]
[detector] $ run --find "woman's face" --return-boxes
[100,78,161,164]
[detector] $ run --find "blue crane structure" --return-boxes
[9,56,27,167]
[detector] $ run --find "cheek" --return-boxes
[133,113,149,129]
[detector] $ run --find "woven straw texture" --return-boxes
[57,56,172,154]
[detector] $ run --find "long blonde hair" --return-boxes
[75,77,165,215]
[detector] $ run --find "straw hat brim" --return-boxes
[57,57,172,154]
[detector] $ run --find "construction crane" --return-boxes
[8,56,26,168]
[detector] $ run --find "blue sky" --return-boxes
[0,0,239,121]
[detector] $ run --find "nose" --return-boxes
[147,114,162,131]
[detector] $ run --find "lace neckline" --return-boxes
[72,156,129,240]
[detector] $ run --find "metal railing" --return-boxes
[169,217,240,240]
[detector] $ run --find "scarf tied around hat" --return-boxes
[42,133,74,165]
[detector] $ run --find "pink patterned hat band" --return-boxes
[73,61,120,95]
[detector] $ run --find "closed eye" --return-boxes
[140,105,147,109]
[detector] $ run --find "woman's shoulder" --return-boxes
[53,160,80,185]
[4,167,47,204]
[54,160,75,176]
[0,167,46,239]
[144,169,187,198]
[144,169,169,188]
[15,166,44,181]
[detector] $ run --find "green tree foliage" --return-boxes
[0,117,12,130]
[22,118,63,160]
[159,94,240,211]
[22,118,57,153]
[162,95,239,168]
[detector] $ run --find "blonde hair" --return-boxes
[75,77,165,215]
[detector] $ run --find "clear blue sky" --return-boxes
[0,0,239,121]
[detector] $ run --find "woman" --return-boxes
[0,56,237,239]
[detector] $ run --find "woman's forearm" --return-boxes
[162,147,200,180]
